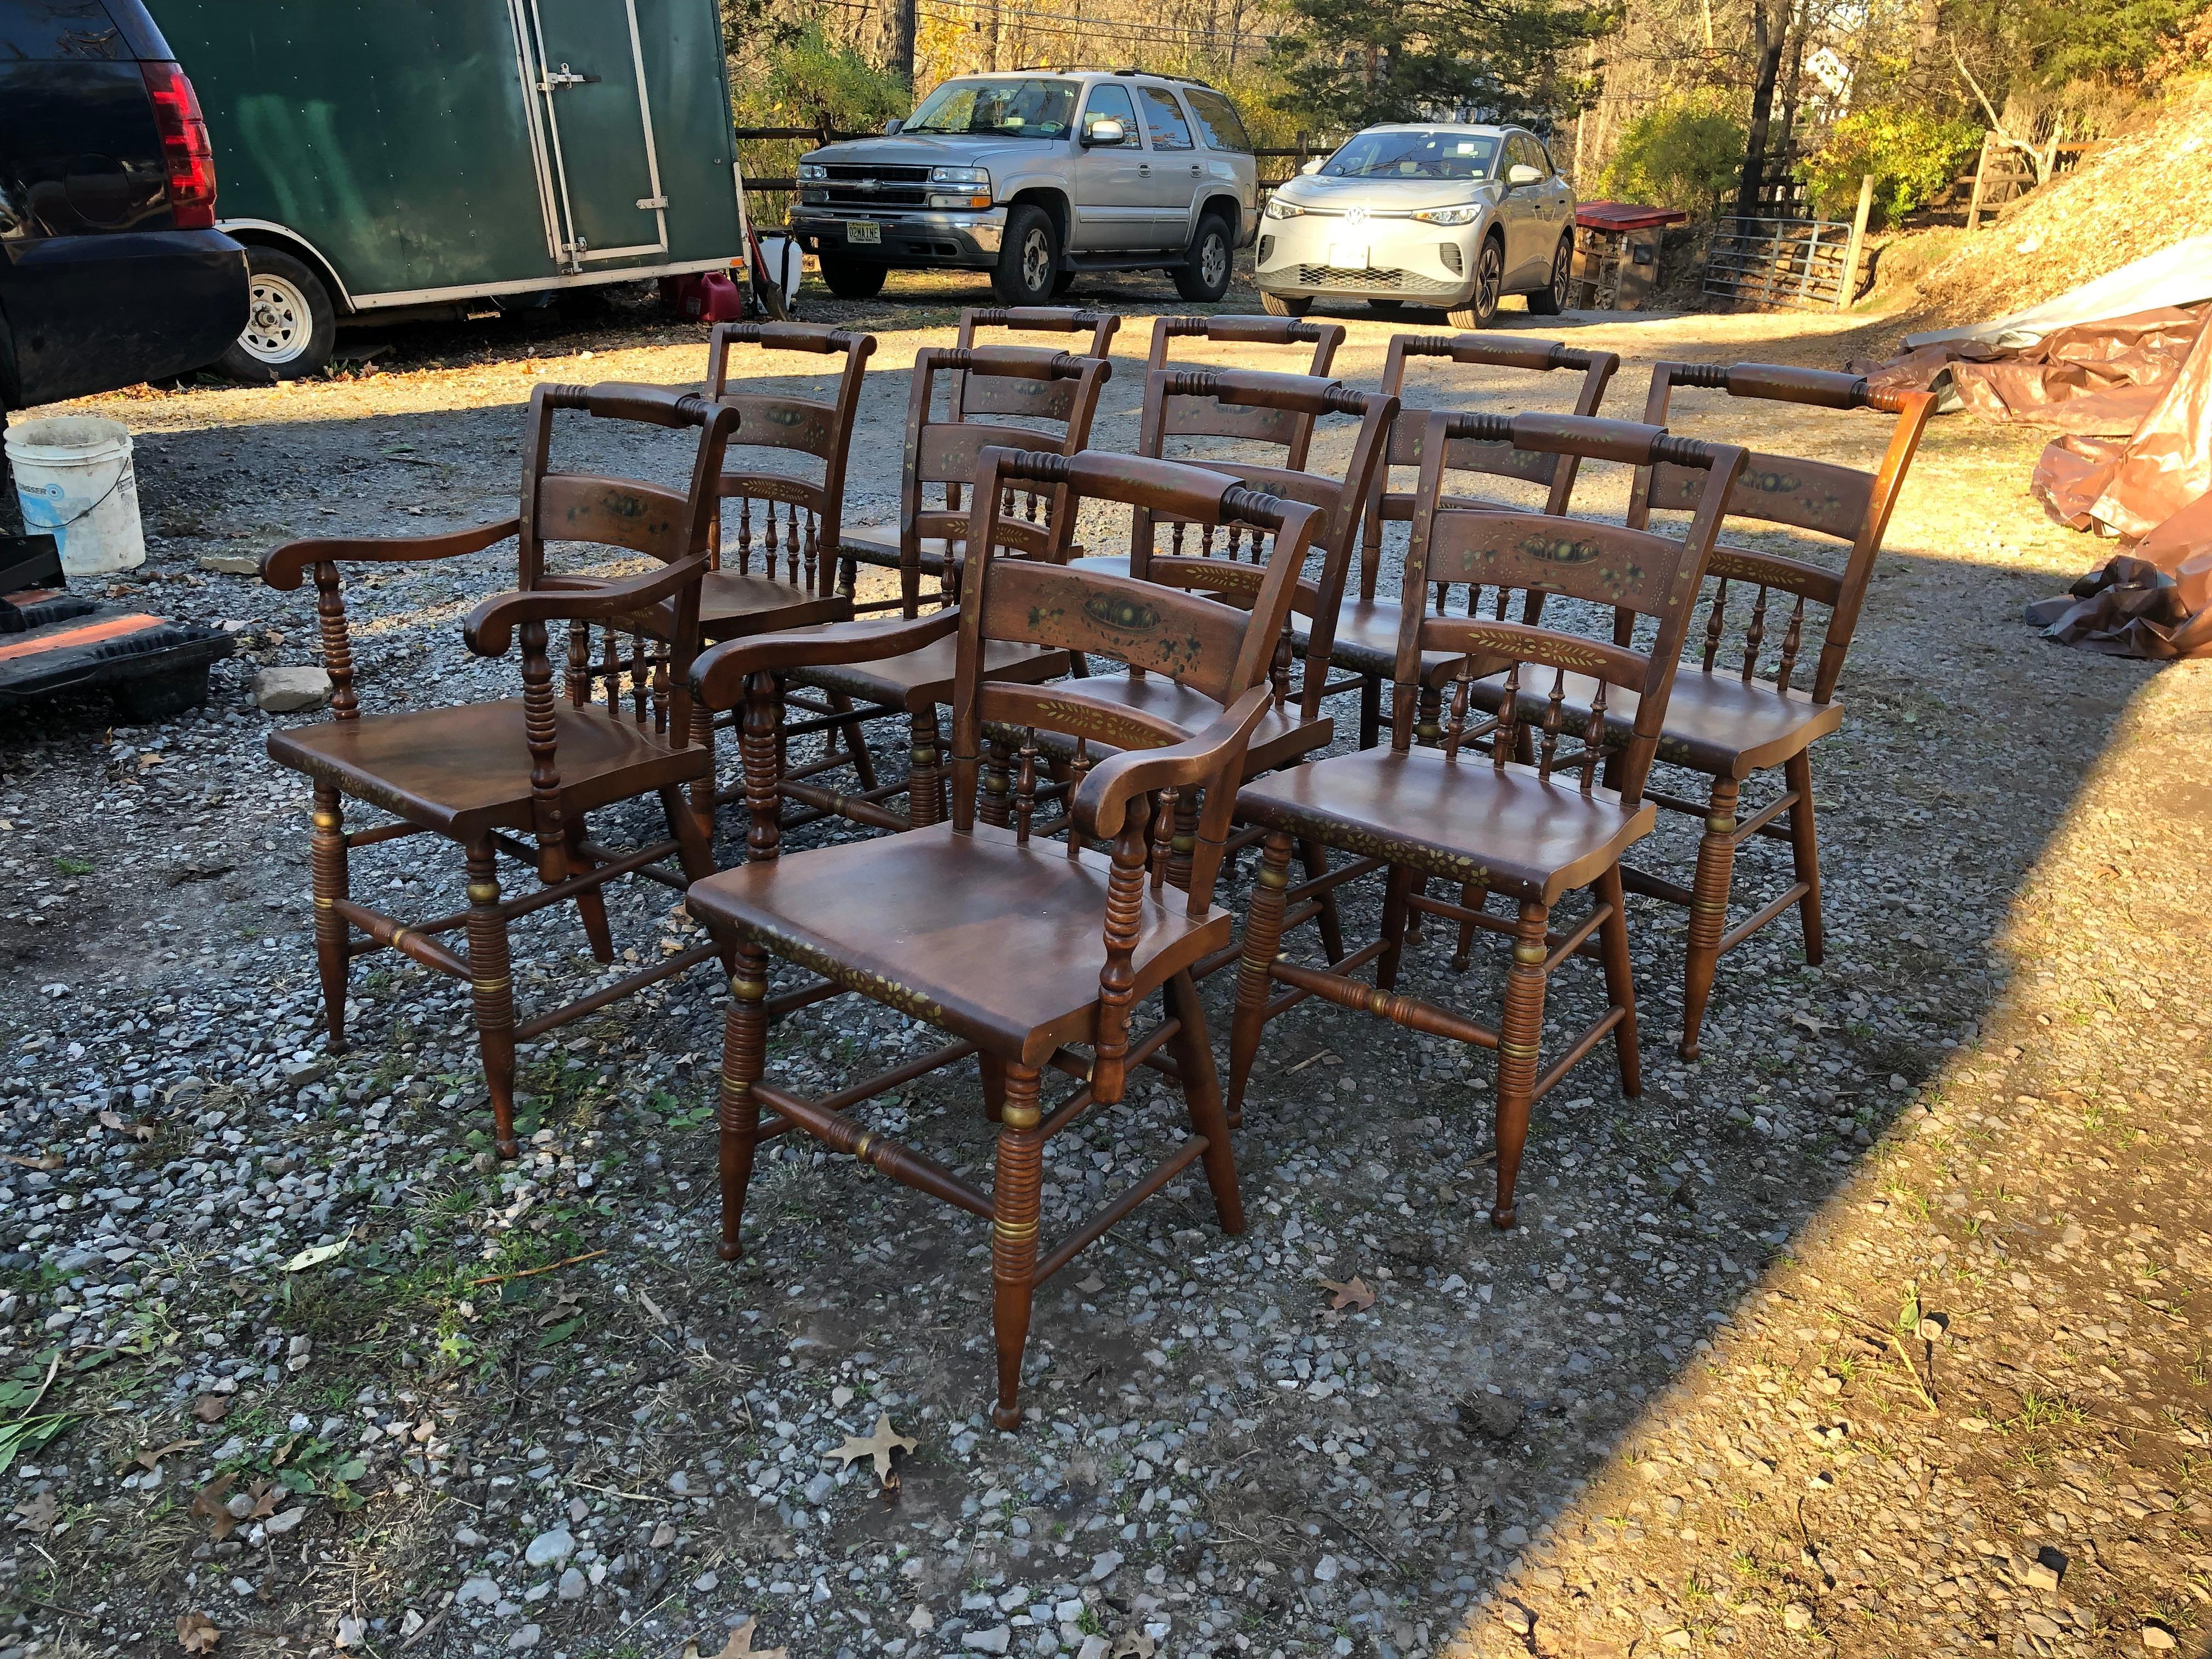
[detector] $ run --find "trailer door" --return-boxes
[511,0,669,268]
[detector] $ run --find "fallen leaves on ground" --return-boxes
[1110,1634,1158,1659]
[1,1151,61,1171]
[681,1616,786,1659]
[830,1412,917,1486]
[97,1108,156,1141]
[282,1239,348,1272]
[1319,1276,1375,1312]
[129,1437,201,1475]
[334,1612,367,1649]
[10,1489,57,1534]
[188,1393,231,1424]
[189,1475,236,1540]
[176,1612,219,1653]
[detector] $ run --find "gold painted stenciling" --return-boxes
[1024,698,1177,749]
[1447,625,1613,672]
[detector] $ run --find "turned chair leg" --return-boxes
[310,784,350,1054]
[990,1064,1045,1431]
[1492,899,1551,1231]
[908,707,945,830]
[1296,838,1345,963]
[1594,865,1640,1099]
[1680,775,1741,1062]
[1785,751,1825,965]
[1450,878,1491,972]
[566,818,616,964]
[1167,970,1243,1232]
[831,692,878,793]
[979,1052,1007,1122]
[1376,862,1416,990]
[687,699,718,842]
[718,943,770,1262]
[464,840,520,1160]
[1227,830,1295,1127]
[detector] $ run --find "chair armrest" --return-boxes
[690,612,959,710]
[464,555,707,658]
[259,517,522,591]
[1073,685,1274,840]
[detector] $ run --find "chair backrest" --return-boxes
[1626,362,1936,704]
[1398,411,1748,806]
[951,445,1322,1096]
[953,306,1120,420]
[896,345,1113,613]
[1128,367,1400,719]
[701,320,876,600]
[1146,314,1345,469]
[1358,332,1620,603]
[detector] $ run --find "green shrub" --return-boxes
[1594,94,1747,219]
[746,22,909,130]
[1804,108,1982,228]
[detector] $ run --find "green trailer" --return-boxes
[148,0,750,379]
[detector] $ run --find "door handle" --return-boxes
[1190,163,1201,176]
[1138,163,1150,176]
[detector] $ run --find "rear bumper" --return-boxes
[0,228,247,407]
[790,208,1007,267]
[1254,214,1476,303]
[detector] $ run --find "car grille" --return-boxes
[1296,264,1459,296]
[816,165,932,209]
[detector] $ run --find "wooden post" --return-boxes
[1965,132,1991,231]
[1836,172,1874,311]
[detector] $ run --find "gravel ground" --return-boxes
[1,272,2207,1659]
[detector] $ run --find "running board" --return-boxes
[1062,252,1189,272]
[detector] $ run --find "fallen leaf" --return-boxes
[1791,1011,1836,1037]
[829,1412,917,1485]
[10,1489,57,1534]
[177,1611,221,1653]
[535,1285,585,1328]
[189,1474,237,1540]
[1,1151,62,1171]
[189,1392,232,1424]
[681,1616,786,1659]
[128,1437,201,1475]
[282,1240,348,1272]
[1109,1634,1157,1659]
[245,1479,289,1520]
[1319,1276,1375,1312]
[97,1108,156,1142]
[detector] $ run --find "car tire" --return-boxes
[1526,235,1574,315]
[994,205,1059,305]
[216,247,336,383]
[1447,233,1505,330]
[1260,290,1310,318]
[819,257,888,300]
[1173,214,1233,303]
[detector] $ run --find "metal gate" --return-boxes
[507,0,670,270]
[1702,216,1851,309]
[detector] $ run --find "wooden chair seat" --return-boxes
[1375,487,1520,521]
[270,697,709,839]
[1238,746,1655,904]
[699,570,851,638]
[1297,595,1457,683]
[841,524,957,575]
[1011,670,1333,776]
[1470,667,1846,778]
[687,820,1229,1064]
[792,634,1073,713]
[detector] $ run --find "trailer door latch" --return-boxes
[635,195,668,210]
[540,64,598,91]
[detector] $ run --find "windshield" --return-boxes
[1321,131,1500,181]
[903,77,1077,139]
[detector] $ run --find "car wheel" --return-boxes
[994,206,1059,305]
[1367,297,1404,314]
[819,257,888,300]
[216,247,335,383]
[1173,214,1233,303]
[1526,235,1574,315]
[1260,290,1310,318]
[1447,234,1504,330]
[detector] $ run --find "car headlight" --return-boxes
[798,163,828,181]
[1264,197,1307,220]
[1411,204,1484,226]
[929,166,990,189]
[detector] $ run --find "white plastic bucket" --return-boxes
[5,415,145,577]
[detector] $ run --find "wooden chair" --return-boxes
[1573,360,1936,1059]
[1227,412,1747,1229]
[687,446,1321,1428]
[1327,333,1620,750]
[259,383,738,1157]
[838,314,1117,603]
[762,347,1111,837]
[1146,314,1345,472]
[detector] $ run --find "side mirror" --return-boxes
[1507,163,1543,187]
[1299,156,1323,175]
[884,118,902,136]
[1080,117,1126,147]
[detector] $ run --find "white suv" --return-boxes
[790,71,1260,305]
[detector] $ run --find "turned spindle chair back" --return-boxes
[951,304,1120,420]
[1146,313,1345,472]
[696,320,874,627]
[689,447,1317,1429]
[261,382,741,1159]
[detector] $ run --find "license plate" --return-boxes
[845,221,881,245]
[1327,241,1369,269]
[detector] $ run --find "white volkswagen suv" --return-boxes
[1255,124,1576,326]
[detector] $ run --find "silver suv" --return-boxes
[789,71,1259,306]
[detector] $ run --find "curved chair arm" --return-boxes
[464,554,708,658]
[1072,684,1274,841]
[259,517,522,591]
[689,612,959,710]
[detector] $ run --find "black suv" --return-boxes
[0,0,245,415]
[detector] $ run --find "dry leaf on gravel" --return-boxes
[1110,1634,1158,1659]
[189,1475,236,1540]
[176,1611,219,1653]
[244,1480,288,1520]
[1319,1276,1375,1312]
[830,1413,917,1485]
[129,1438,201,1475]
[1,1151,61,1171]
[97,1108,155,1141]
[535,1285,584,1328]
[281,1240,348,1272]
[334,1612,367,1649]
[188,1393,231,1424]
[10,1489,57,1534]
[681,1616,786,1659]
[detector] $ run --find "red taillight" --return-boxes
[139,60,217,230]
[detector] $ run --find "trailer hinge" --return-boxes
[539,65,598,91]
[560,238,589,271]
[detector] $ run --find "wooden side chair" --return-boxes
[1328,333,1620,749]
[760,347,1110,837]
[258,383,739,1158]
[839,323,1116,606]
[1593,360,1936,1059]
[1227,412,1748,1229]
[687,446,1321,1429]
[1147,314,1345,472]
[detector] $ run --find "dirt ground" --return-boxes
[1,268,2208,1659]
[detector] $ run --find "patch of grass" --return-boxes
[50,856,94,876]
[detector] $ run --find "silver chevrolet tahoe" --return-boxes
[788,70,1259,306]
